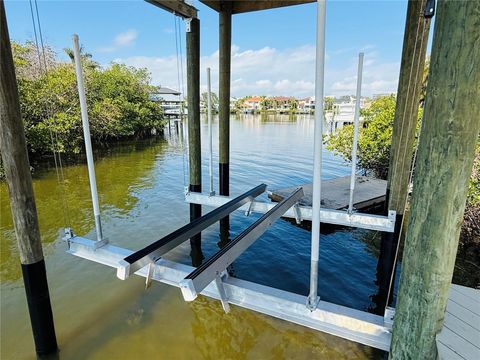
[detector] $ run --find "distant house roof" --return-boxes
[153,86,181,96]
[271,96,294,102]
[245,96,263,103]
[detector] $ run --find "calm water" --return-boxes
[0,114,392,359]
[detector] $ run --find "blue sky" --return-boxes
[5,0,429,97]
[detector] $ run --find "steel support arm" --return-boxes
[117,184,267,279]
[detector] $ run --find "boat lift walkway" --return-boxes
[269,176,387,212]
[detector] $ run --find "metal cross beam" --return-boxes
[146,0,198,19]
[185,192,396,232]
[66,236,392,351]
[117,184,267,279]
[180,187,304,301]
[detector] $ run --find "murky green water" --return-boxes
[1,114,386,359]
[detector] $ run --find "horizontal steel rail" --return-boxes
[180,187,304,301]
[66,236,392,351]
[117,184,267,279]
[185,192,396,232]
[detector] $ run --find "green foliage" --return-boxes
[201,91,219,112]
[325,95,480,208]
[12,41,165,158]
[325,95,398,179]
[467,140,480,207]
[324,96,334,111]
[288,97,298,111]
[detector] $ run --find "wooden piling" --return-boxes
[0,1,57,355]
[390,0,480,358]
[377,0,431,311]
[218,2,232,246]
[186,17,203,266]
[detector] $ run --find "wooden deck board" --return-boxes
[448,289,480,316]
[268,175,387,211]
[446,300,480,330]
[437,285,480,360]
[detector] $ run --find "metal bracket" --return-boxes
[145,262,155,289]
[388,210,396,222]
[64,227,108,250]
[214,273,230,314]
[423,0,435,18]
[185,18,192,32]
[245,199,255,216]
[384,306,395,331]
[293,203,302,224]
[306,295,320,311]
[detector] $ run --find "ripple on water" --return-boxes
[1,115,389,359]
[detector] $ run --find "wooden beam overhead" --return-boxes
[146,0,198,19]
[200,0,315,14]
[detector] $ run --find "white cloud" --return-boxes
[99,29,138,53]
[114,44,400,97]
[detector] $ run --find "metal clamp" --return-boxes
[384,307,395,331]
[293,203,302,224]
[423,0,435,18]
[214,272,230,314]
[145,262,155,289]
[245,199,255,216]
[64,227,108,250]
[185,18,192,32]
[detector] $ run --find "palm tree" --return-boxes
[63,46,97,69]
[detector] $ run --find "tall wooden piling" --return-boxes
[390,0,480,358]
[377,0,431,311]
[218,2,232,246]
[0,2,57,355]
[186,17,203,266]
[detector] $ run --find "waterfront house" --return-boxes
[150,86,184,117]
[242,96,263,113]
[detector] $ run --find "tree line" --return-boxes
[325,94,479,283]
[5,41,165,168]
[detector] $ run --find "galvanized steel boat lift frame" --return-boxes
[66,179,396,351]
[66,0,397,353]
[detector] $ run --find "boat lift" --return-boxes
[66,0,397,353]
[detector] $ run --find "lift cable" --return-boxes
[384,11,431,312]
[28,0,43,73]
[174,14,189,191]
[29,0,71,228]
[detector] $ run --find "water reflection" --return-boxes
[1,139,171,282]
[189,296,383,359]
[1,114,393,359]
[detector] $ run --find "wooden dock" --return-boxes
[268,176,387,211]
[436,284,480,360]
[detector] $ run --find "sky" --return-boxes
[4,0,431,98]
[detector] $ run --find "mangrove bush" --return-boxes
[12,41,165,158]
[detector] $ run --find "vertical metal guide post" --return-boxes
[307,0,326,310]
[72,34,105,244]
[348,52,364,214]
[207,67,214,195]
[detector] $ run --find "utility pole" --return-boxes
[390,0,480,358]
[0,1,57,355]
